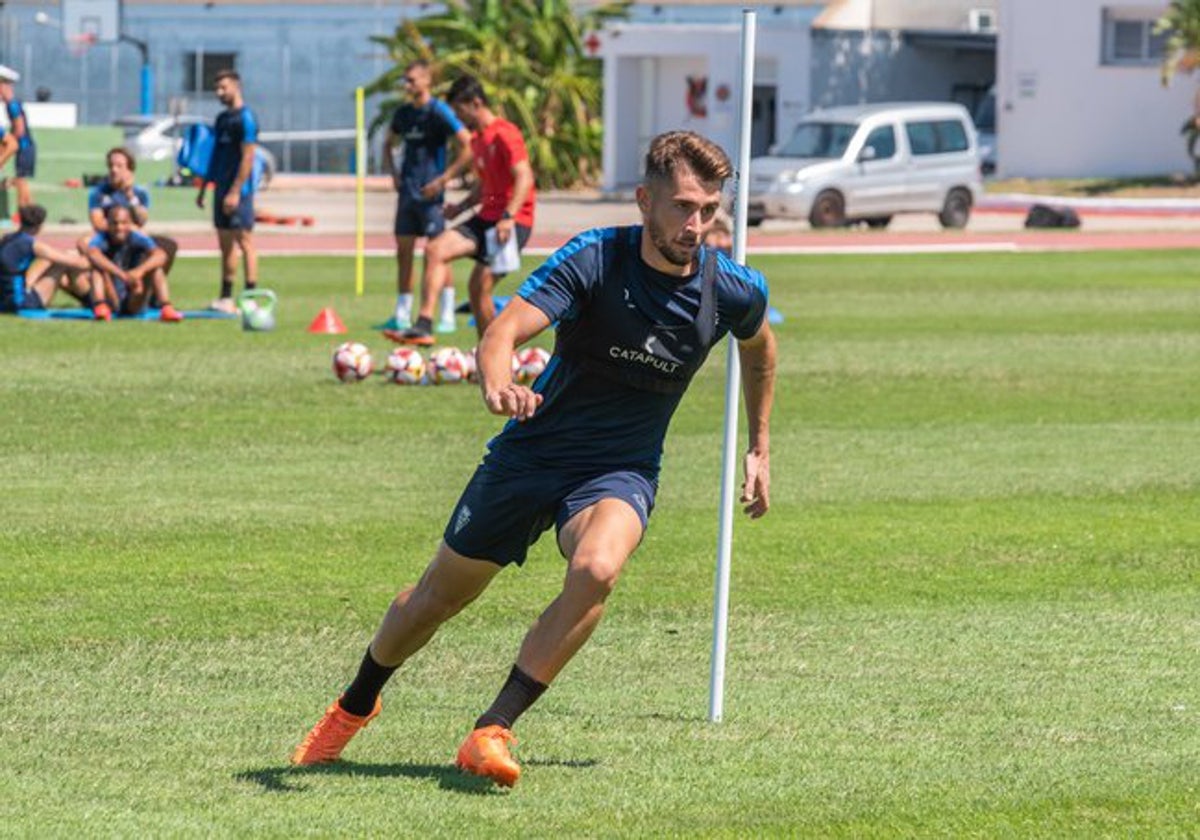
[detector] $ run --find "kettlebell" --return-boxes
[237,288,277,332]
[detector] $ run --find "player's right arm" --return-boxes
[477,297,550,421]
[384,127,402,191]
[32,240,90,272]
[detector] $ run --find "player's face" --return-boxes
[638,165,723,270]
[108,209,133,242]
[402,67,430,100]
[107,154,133,188]
[451,98,481,131]
[0,82,10,101]
[214,78,238,106]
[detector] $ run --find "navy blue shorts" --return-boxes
[444,457,657,567]
[213,190,255,231]
[395,199,445,238]
[15,144,35,179]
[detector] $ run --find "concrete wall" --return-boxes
[998,0,1194,177]
[598,22,813,189]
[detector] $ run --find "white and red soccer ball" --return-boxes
[385,347,426,385]
[428,347,470,385]
[332,341,373,383]
[515,346,551,384]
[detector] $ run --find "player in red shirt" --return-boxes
[392,75,536,345]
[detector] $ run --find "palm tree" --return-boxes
[1157,0,1200,174]
[367,0,630,188]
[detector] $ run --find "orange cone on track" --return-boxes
[307,307,346,334]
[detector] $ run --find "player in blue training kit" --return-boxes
[382,59,472,331]
[197,69,259,313]
[85,205,182,321]
[0,205,97,315]
[293,131,776,788]
[0,65,35,208]
[85,147,179,277]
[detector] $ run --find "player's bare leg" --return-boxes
[467,263,497,338]
[149,267,183,321]
[14,176,31,208]
[292,544,501,766]
[214,229,239,312]
[457,498,642,787]
[398,230,475,344]
[236,228,258,289]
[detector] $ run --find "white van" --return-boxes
[747,102,983,229]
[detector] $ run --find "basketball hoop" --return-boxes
[68,32,97,59]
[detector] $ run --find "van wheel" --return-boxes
[939,188,972,229]
[809,191,846,228]
[864,216,892,229]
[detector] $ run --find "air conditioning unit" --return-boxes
[968,8,997,34]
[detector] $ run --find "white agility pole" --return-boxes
[709,9,757,724]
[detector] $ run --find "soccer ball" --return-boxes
[332,341,373,383]
[385,347,426,385]
[515,346,551,384]
[428,347,470,385]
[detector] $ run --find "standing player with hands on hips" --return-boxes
[293,131,775,788]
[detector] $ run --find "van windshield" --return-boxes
[777,121,857,158]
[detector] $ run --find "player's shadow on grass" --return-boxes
[235,756,598,796]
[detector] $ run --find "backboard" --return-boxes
[62,0,121,45]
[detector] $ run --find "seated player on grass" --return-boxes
[82,147,180,277]
[0,204,100,316]
[85,205,183,322]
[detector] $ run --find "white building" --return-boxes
[997,0,1195,177]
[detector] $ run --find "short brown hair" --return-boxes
[106,146,136,172]
[214,69,240,84]
[643,131,732,187]
[19,204,47,230]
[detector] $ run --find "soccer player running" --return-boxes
[391,74,536,346]
[86,205,183,322]
[197,69,259,314]
[0,65,36,208]
[0,205,98,316]
[293,131,775,788]
[381,59,472,333]
[85,147,180,277]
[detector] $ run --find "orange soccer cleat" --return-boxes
[92,302,113,322]
[290,696,381,766]
[159,304,185,323]
[455,725,521,787]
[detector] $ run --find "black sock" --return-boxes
[219,279,234,299]
[475,665,548,730]
[244,281,257,291]
[338,647,398,717]
[414,315,433,334]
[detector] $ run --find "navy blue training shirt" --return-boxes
[210,106,259,196]
[88,182,151,214]
[0,231,36,310]
[487,226,768,476]
[389,99,463,203]
[89,230,157,271]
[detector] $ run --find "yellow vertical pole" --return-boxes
[355,86,366,297]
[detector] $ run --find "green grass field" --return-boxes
[2,250,1198,837]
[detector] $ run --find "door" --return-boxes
[750,85,776,158]
[846,123,908,217]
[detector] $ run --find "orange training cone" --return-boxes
[307,307,347,334]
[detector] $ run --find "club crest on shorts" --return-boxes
[454,504,472,534]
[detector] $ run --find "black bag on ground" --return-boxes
[1024,203,1081,229]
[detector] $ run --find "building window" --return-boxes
[184,52,238,94]
[1102,9,1167,65]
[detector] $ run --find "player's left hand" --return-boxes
[221,192,239,214]
[740,449,770,519]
